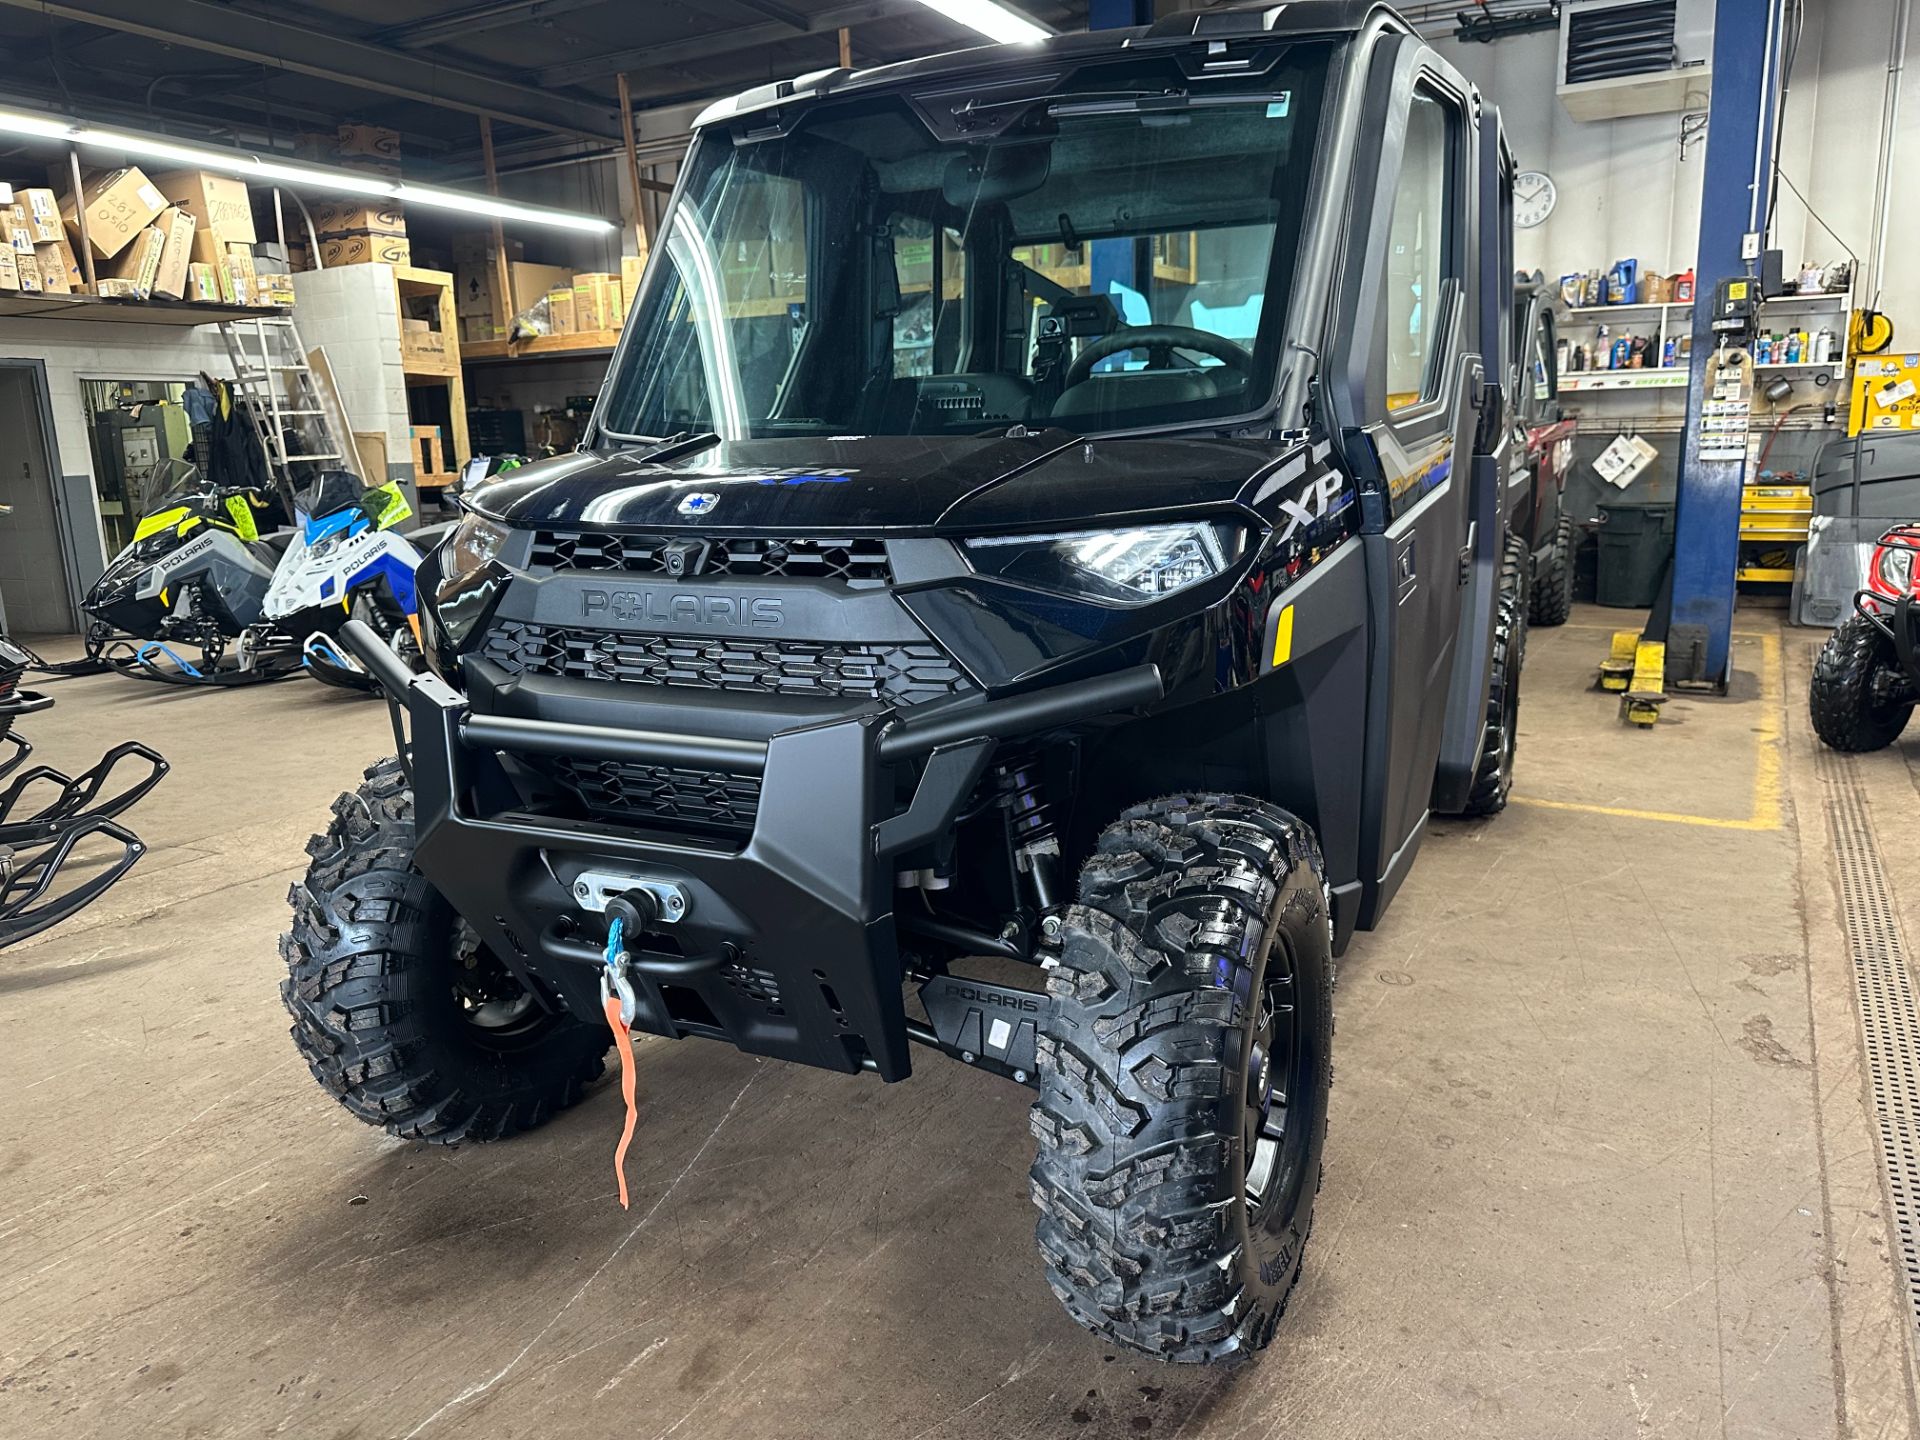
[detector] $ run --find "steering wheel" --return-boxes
[1061,325,1253,389]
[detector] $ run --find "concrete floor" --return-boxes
[2,606,1917,1439]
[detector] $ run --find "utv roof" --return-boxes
[692,0,1413,130]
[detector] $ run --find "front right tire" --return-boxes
[1029,794,1333,1364]
[1810,613,1914,753]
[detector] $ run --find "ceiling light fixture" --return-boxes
[0,106,615,234]
[907,0,1053,45]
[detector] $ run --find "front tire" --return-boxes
[1811,614,1914,752]
[281,757,610,1142]
[1030,794,1333,1364]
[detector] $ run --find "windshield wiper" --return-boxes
[622,430,723,465]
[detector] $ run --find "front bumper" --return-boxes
[339,620,1159,1080]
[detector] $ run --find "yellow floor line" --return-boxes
[1511,630,1785,832]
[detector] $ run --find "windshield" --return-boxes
[600,49,1330,441]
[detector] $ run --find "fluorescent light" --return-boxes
[908,0,1052,45]
[0,105,615,234]
[395,184,612,234]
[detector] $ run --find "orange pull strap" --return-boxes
[602,995,638,1209]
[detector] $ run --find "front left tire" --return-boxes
[282,757,610,1142]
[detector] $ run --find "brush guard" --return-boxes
[336,618,1162,1081]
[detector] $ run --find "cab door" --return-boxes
[1322,39,1483,926]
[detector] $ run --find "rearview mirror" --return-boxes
[942,142,1052,207]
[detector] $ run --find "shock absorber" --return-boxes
[998,757,1060,911]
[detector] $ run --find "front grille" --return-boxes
[544,756,761,836]
[530,531,891,584]
[482,621,971,707]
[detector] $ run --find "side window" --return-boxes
[1383,88,1457,411]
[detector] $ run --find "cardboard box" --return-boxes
[15,251,41,293]
[460,315,505,344]
[312,200,404,236]
[93,277,139,298]
[150,169,255,244]
[2,205,33,253]
[400,317,448,366]
[452,233,522,266]
[456,260,571,319]
[63,167,167,260]
[226,241,257,282]
[186,262,220,302]
[17,188,61,243]
[336,124,401,163]
[106,224,167,298]
[0,245,18,292]
[33,239,77,293]
[153,208,196,300]
[571,272,620,332]
[545,286,575,334]
[621,254,645,313]
[319,232,410,267]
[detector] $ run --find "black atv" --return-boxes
[283,1,1527,1365]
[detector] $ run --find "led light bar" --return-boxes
[907,0,1052,45]
[0,106,615,234]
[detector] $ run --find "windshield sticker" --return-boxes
[1267,95,1292,118]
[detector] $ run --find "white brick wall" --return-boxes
[292,264,414,480]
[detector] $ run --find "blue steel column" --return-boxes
[1670,0,1784,687]
[1088,0,1154,28]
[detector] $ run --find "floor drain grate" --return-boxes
[1820,749,1920,1331]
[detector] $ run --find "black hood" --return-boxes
[465,433,1287,534]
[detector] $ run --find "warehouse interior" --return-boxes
[5,1,1920,1436]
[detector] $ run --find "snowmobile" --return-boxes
[261,475,434,693]
[76,466,429,691]
[71,460,302,686]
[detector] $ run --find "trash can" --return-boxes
[1594,501,1675,608]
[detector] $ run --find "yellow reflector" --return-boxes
[1272,604,1295,668]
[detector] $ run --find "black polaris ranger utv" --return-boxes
[285,0,1525,1364]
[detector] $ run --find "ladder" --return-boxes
[217,314,359,511]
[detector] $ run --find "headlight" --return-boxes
[1876,543,1913,595]
[444,513,510,581]
[964,522,1239,605]
[429,513,514,665]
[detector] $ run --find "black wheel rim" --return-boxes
[1241,928,1308,1226]
[449,918,549,1044]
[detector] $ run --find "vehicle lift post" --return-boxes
[1667,0,1786,693]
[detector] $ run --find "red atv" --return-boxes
[1810,523,1920,751]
